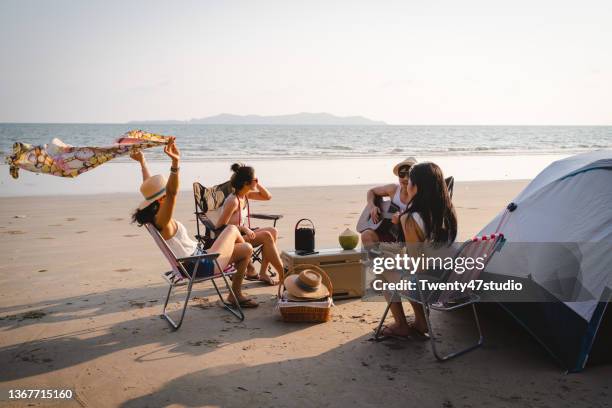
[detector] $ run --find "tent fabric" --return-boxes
[477,150,612,371]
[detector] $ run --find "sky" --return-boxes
[1,0,611,125]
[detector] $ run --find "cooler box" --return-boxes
[281,248,364,299]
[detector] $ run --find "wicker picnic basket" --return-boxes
[277,264,333,323]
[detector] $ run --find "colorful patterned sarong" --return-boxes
[5,130,171,179]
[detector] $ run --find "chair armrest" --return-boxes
[177,252,220,263]
[250,213,283,220]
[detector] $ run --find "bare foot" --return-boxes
[381,322,412,338]
[227,294,258,308]
[258,273,278,286]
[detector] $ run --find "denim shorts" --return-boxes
[183,251,216,278]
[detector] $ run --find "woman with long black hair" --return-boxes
[379,162,458,338]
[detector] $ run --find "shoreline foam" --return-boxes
[1,153,566,197]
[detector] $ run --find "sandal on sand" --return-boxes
[377,325,413,341]
[258,274,278,286]
[374,325,429,341]
[407,322,430,340]
[227,298,259,309]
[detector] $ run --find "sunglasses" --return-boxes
[398,171,410,178]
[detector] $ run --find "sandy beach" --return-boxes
[1,180,610,408]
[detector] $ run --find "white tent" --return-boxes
[478,150,612,371]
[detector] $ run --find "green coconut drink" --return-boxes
[339,228,359,250]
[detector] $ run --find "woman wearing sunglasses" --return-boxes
[217,163,284,285]
[360,157,417,246]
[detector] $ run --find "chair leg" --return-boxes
[161,278,196,331]
[161,259,201,331]
[426,303,484,362]
[373,301,392,341]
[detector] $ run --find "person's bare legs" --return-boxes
[361,229,380,247]
[245,226,277,279]
[248,229,283,284]
[379,269,429,337]
[227,242,253,303]
[208,225,243,271]
[206,225,254,303]
[249,227,278,279]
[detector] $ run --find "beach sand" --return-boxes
[1,181,610,408]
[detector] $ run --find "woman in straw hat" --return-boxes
[130,138,258,308]
[360,157,417,245]
[378,162,457,339]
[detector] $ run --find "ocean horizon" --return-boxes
[1,124,610,162]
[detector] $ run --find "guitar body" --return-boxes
[356,197,402,241]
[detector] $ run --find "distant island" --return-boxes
[128,112,386,126]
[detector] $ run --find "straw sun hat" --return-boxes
[138,174,167,210]
[393,156,418,176]
[284,269,330,301]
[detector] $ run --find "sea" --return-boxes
[1,124,610,162]
[1,124,610,196]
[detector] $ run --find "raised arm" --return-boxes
[154,137,180,230]
[247,181,272,200]
[130,150,151,182]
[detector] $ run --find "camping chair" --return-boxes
[193,181,283,277]
[373,233,505,361]
[145,223,244,330]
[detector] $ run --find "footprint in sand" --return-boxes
[48,224,63,227]
[66,218,77,221]
[4,230,26,235]
[114,268,132,272]
[76,231,88,234]
[38,269,47,273]
[13,215,27,219]
[22,310,46,319]
[108,217,124,222]
[123,234,139,238]
[38,237,55,240]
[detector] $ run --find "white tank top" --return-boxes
[392,185,409,212]
[165,220,198,258]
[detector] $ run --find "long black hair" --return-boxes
[230,163,255,192]
[131,201,160,229]
[404,162,457,244]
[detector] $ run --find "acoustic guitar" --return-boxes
[356,197,402,241]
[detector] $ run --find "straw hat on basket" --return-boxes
[284,269,330,301]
